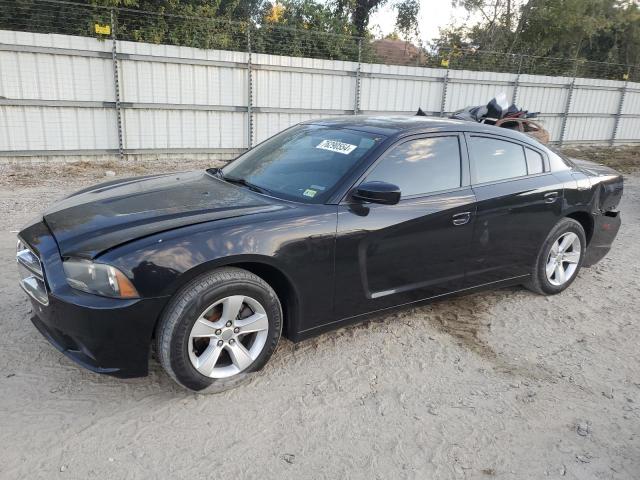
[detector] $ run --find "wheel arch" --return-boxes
[230,261,299,340]
[156,255,300,340]
[565,211,594,246]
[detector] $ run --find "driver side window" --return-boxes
[363,136,462,198]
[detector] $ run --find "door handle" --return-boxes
[452,212,471,226]
[544,191,559,203]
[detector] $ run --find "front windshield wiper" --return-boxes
[207,168,272,195]
[221,175,272,195]
[207,167,225,179]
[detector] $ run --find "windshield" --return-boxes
[221,124,385,203]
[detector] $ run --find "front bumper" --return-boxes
[27,293,167,378]
[583,211,622,267]
[19,220,168,378]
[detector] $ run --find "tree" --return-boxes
[333,0,421,38]
[395,0,420,41]
[253,0,359,59]
[435,0,640,78]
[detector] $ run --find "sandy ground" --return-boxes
[0,160,639,479]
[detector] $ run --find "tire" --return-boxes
[525,218,586,296]
[156,267,282,392]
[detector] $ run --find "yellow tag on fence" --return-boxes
[441,58,450,68]
[95,24,111,35]
[623,73,629,81]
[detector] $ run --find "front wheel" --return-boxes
[156,267,282,392]
[526,218,586,295]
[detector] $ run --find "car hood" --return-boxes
[43,170,286,258]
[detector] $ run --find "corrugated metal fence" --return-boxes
[1,29,639,161]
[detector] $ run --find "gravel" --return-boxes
[0,161,638,479]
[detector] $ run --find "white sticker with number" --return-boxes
[316,139,358,155]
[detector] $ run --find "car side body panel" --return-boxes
[332,188,477,322]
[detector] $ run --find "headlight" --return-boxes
[63,260,139,299]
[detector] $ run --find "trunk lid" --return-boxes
[570,158,624,212]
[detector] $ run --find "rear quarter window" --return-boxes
[546,147,573,172]
[525,148,544,174]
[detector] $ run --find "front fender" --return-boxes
[97,206,338,335]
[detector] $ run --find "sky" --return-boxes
[369,0,476,45]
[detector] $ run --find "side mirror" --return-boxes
[352,181,401,205]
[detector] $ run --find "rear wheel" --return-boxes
[156,267,282,392]
[526,218,586,295]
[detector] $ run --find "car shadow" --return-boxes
[272,285,557,385]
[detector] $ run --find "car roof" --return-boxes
[304,115,539,145]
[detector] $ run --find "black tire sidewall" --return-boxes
[163,272,282,392]
[535,219,586,295]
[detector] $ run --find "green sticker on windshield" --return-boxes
[303,188,317,198]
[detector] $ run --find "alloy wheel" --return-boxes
[545,232,582,286]
[188,295,269,378]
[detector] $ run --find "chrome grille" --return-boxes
[17,238,48,306]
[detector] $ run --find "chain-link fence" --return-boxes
[1,0,360,62]
[1,0,637,82]
[434,48,636,81]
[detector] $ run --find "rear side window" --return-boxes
[525,148,544,174]
[364,136,461,197]
[470,137,527,183]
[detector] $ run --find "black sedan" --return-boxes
[17,117,623,391]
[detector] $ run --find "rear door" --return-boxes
[333,133,476,319]
[465,134,564,286]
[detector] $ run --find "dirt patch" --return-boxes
[0,157,224,188]
[562,145,640,174]
[2,146,638,189]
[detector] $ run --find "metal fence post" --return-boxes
[610,72,630,146]
[246,26,253,149]
[353,38,362,115]
[559,58,578,146]
[110,9,124,160]
[512,54,523,105]
[440,66,449,117]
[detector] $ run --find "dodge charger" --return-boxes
[17,117,623,391]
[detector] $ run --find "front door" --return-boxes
[333,133,476,319]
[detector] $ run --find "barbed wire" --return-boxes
[0,0,637,81]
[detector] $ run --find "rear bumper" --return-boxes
[583,211,621,267]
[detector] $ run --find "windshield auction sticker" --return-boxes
[316,140,358,155]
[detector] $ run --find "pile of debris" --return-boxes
[418,92,550,144]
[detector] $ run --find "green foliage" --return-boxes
[436,0,639,79]
[252,0,359,59]
[395,0,420,40]
[333,0,387,37]
[6,0,634,81]
[0,0,422,63]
